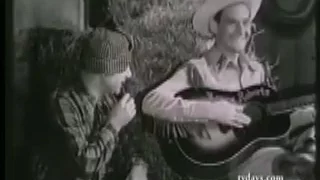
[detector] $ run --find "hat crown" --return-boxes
[192,0,262,37]
[81,28,132,74]
[86,28,130,60]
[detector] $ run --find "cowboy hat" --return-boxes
[193,0,262,37]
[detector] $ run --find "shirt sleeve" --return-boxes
[141,61,224,123]
[51,94,118,177]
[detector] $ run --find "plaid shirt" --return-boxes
[36,80,120,180]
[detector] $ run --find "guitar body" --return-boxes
[158,115,290,180]
[189,122,239,154]
[144,84,315,180]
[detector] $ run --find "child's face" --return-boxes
[102,67,132,94]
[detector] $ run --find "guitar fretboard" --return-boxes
[266,94,315,115]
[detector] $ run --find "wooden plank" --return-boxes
[14,0,86,32]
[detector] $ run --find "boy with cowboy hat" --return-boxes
[142,0,315,178]
[30,28,148,180]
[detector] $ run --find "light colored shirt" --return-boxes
[141,47,267,122]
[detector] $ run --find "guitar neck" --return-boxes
[266,94,315,116]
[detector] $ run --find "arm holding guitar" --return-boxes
[141,64,220,138]
[141,64,250,138]
[143,91,231,122]
[141,64,231,123]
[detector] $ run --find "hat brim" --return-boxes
[192,0,262,37]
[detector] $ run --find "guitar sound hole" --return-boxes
[261,114,291,137]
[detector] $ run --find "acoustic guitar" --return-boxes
[143,84,315,180]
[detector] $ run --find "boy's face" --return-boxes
[217,3,252,53]
[101,67,132,94]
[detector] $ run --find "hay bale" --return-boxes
[102,1,212,180]
[107,0,208,86]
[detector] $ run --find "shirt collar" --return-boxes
[204,46,257,73]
